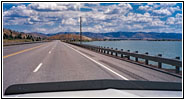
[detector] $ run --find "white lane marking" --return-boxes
[33,63,43,72]
[64,43,128,80]
[49,47,55,54]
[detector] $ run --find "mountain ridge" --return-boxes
[3,28,182,40]
[48,31,182,40]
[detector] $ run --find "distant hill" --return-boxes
[3,28,47,40]
[48,34,92,41]
[28,32,47,38]
[50,32,182,40]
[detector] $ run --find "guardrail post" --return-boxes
[98,46,100,52]
[175,57,180,73]
[111,48,113,55]
[158,54,162,68]
[103,47,106,53]
[107,47,109,54]
[99,46,101,52]
[85,45,88,49]
[135,51,138,62]
[89,46,91,50]
[115,48,118,56]
[88,45,90,50]
[96,46,98,52]
[145,52,149,65]
[121,49,123,58]
[101,46,103,53]
[127,50,130,60]
[92,46,94,51]
[95,47,97,52]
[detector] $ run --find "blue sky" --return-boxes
[3,2,182,34]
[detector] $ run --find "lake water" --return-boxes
[83,40,182,69]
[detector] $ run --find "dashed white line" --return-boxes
[63,43,129,80]
[33,63,43,72]
[49,47,55,54]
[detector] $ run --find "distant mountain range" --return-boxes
[49,32,182,40]
[3,28,182,40]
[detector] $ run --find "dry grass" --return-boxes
[3,39,33,43]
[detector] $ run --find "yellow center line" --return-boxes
[3,44,45,59]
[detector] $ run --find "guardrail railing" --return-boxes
[68,42,182,74]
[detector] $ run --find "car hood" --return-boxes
[4,79,182,98]
[5,89,182,98]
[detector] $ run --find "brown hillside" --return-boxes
[48,34,92,41]
[3,28,46,39]
[3,28,20,37]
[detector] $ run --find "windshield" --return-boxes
[2,2,183,98]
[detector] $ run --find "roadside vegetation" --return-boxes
[3,39,33,43]
[3,28,44,43]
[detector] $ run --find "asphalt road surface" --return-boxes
[3,40,182,93]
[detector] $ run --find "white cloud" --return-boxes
[153,8,172,16]
[168,6,181,13]
[138,5,152,11]
[4,17,28,25]
[4,5,37,17]
[160,3,177,6]
[138,3,180,16]
[34,27,47,32]
[132,24,143,29]
[147,3,154,5]
[166,17,175,24]
[166,13,182,25]
[151,19,165,26]
[99,3,133,15]
[3,3,182,33]
[28,3,82,11]
[118,3,133,10]
[126,12,153,23]
[61,18,78,25]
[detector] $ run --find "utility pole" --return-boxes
[80,16,82,44]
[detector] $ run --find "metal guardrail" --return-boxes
[68,42,182,74]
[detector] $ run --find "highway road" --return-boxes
[3,40,182,93]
